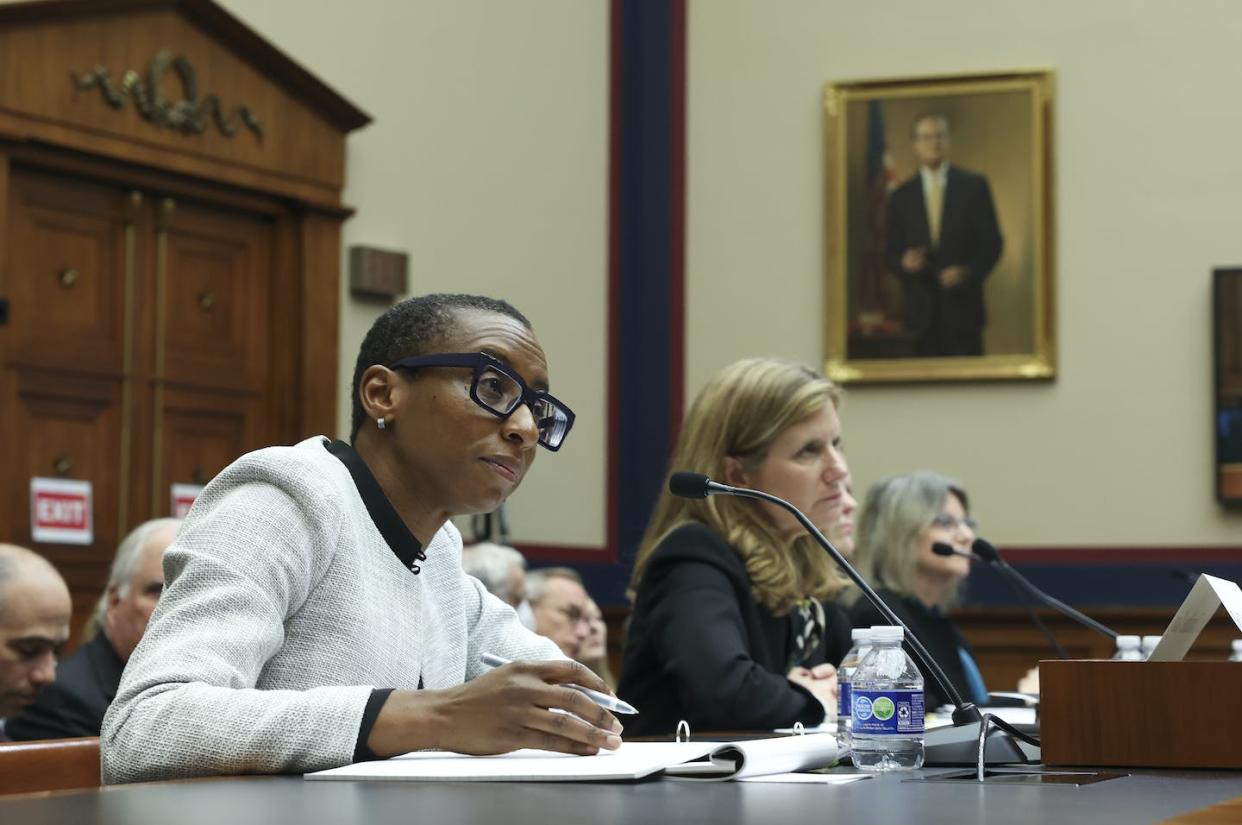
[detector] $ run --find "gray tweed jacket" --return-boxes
[101,437,561,783]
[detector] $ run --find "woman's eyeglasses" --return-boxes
[387,352,575,451]
[931,513,978,532]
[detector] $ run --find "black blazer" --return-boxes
[883,166,1002,351]
[618,522,853,737]
[6,631,125,740]
[847,588,982,711]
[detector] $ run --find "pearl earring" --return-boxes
[377,417,386,430]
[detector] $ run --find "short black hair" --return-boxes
[349,293,532,441]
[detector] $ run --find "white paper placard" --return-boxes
[30,477,93,545]
[1148,574,1242,662]
[170,483,205,518]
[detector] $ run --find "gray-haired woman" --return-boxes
[847,471,988,710]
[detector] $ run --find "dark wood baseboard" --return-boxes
[601,605,1242,694]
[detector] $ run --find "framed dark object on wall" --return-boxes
[1215,268,1242,505]
[823,69,1055,383]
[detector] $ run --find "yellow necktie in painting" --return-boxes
[926,174,943,248]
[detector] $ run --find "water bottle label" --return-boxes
[851,690,924,735]
[838,682,852,718]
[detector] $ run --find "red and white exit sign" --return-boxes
[170,483,204,518]
[30,477,93,545]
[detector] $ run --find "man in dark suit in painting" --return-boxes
[885,114,1002,357]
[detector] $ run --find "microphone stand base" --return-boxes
[923,722,1039,767]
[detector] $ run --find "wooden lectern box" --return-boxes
[1040,660,1242,769]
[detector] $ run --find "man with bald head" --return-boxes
[0,544,71,740]
[7,519,177,740]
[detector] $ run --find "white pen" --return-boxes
[480,653,639,715]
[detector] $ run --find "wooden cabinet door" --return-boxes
[156,199,273,393]
[0,367,124,636]
[2,168,134,375]
[149,387,265,517]
[129,197,276,520]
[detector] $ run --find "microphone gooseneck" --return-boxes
[669,473,985,729]
[971,539,1117,641]
[958,540,1067,659]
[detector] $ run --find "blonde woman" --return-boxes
[618,358,854,736]
[848,471,988,710]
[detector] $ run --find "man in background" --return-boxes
[7,519,178,740]
[0,544,71,740]
[461,542,536,630]
[885,113,1003,357]
[527,567,590,659]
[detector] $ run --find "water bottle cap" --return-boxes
[869,625,905,642]
[851,628,872,642]
[1141,635,1162,647]
[1115,634,1140,648]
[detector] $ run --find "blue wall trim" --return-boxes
[613,0,677,574]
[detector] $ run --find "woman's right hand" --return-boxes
[366,659,624,758]
[787,664,838,718]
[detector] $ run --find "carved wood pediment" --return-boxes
[0,0,371,206]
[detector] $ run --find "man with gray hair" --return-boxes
[0,544,71,740]
[526,567,590,659]
[7,519,178,740]
[461,542,536,630]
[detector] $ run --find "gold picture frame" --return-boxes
[823,69,1055,383]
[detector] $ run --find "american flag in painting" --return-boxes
[856,100,901,334]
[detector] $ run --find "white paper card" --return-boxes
[1148,574,1242,661]
[30,477,93,545]
[738,772,871,784]
[306,742,721,782]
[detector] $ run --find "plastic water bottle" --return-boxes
[850,625,925,772]
[1229,640,1242,662]
[836,628,873,753]
[1140,635,1162,660]
[1113,635,1143,661]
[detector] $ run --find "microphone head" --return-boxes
[971,538,1001,563]
[931,542,960,558]
[669,472,712,499]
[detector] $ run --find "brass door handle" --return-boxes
[198,291,216,311]
[53,455,74,476]
[59,268,79,288]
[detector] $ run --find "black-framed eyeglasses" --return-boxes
[387,352,575,451]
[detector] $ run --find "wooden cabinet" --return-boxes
[5,169,129,375]
[0,0,369,641]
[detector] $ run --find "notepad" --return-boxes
[304,736,840,783]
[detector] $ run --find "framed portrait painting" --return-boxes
[823,70,1055,383]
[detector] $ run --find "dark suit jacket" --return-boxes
[884,165,1002,355]
[848,588,983,711]
[6,631,124,740]
[618,521,853,737]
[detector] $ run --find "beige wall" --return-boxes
[217,0,609,548]
[213,0,1242,550]
[687,0,1242,545]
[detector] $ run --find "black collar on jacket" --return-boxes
[325,439,426,573]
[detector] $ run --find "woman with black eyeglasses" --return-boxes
[102,293,621,785]
[846,471,989,711]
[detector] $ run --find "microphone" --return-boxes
[971,539,1117,641]
[667,471,1040,763]
[934,543,1067,659]
[932,542,972,560]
